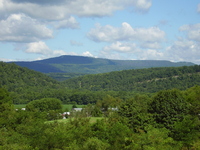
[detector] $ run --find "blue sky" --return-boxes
[0,0,200,64]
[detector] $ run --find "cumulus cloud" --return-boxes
[82,51,94,57]
[0,13,53,42]
[138,49,164,60]
[128,0,152,13]
[54,16,80,29]
[166,39,200,63]
[99,41,165,61]
[179,23,200,42]
[25,41,51,55]
[140,42,162,49]
[96,22,200,64]
[87,22,165,49]
[25,41,68,57]
[103,41,138,53]
[0,0,152,20]
[10,0,66,5]
[169,23,200,64]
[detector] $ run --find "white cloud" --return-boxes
[139,49,164,60]
[25,41,68,57]
[10,0,66,5]
[0,13,53,42]
[179,23,200,42]
[171,23,200,64]
[99,41,165,61]
[93,22,200,64]
[0,0,152,20]
[166,39,200,63]
[25,41,52,55]
[52,50,69,56]
[140,42,162,49]
[87,22,165,45]
[98,50,129,60]
[129,0,152,13]
[82,51,94,57]
[54,16,80,29]
[103,41,138,53]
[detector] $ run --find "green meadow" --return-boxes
[48,117,104,124]
[14,104,85,111]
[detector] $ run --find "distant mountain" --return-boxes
[9,55,195,80]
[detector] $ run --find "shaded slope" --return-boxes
[0,62,64,103]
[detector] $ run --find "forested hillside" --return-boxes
[0,62,130,105]
[0,62,64,103]
[63,65,200,92]
[1,61,200,105]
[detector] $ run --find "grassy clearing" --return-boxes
[14,104,85,111]
[62,104,85,111]
[14,104,26,109]
[48,117,104,124]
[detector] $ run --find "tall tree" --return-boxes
[118,94,153,131]
[149,89,189,129]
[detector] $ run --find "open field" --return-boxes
[14,104,85,111]
[48,117,104,124]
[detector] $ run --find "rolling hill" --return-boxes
[0,62,64,103]
[1,61,200,105]
[9,55,195,80]
[63,65,200,93]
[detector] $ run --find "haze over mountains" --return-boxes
[10,55,195,74]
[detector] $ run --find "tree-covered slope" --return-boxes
[1,61,200,104]
[0,62,64,103]
[10,55,195,77]
[63,65,200,92]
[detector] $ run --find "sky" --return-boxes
[0,0,200,64]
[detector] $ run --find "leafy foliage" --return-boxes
[0,86,200,149]
[149,89,189,129]
[26,98,62,112]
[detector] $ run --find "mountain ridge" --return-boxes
[9,55,195,75]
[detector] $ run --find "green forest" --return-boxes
[0,62,200,149]
[1,62,200,104]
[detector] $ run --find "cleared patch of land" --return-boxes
[48,117,104,124]
[14,104,85,111]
